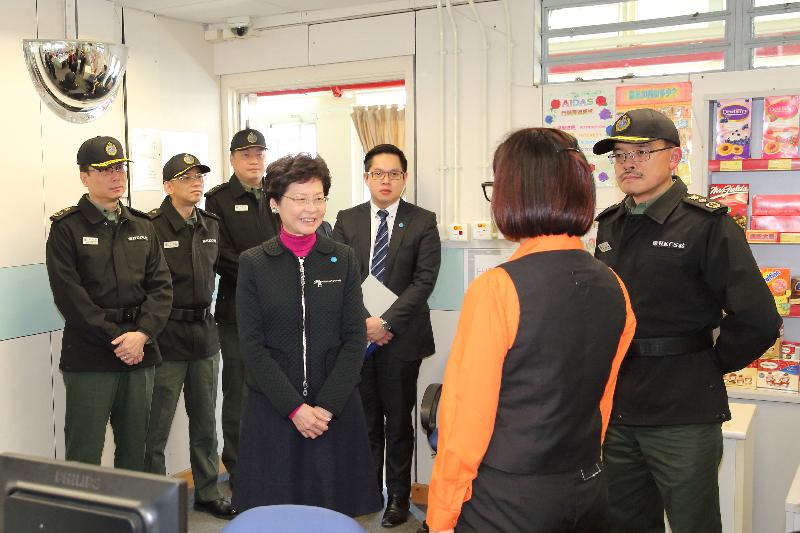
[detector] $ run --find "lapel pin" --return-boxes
[330,256,338,263]
[398,222,405,228]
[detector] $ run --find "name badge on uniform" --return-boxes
[203,238,217,244]
[82,237,99,245]
[163,241,179,249]
[128,235,148,241]
[235,204,249,212]
[597,242,612,253]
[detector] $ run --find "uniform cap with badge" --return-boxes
[230,129,266,151]
[163,153,211,181]
[593,108,681,155]
[77,136,132,167]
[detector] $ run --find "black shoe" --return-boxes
[381,495,410,528]
[193,498,238,520]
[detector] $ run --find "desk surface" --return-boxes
[723,402,756,440]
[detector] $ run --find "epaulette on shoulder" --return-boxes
[197,207,220,221]
[50,206,78,221]
[682,194,728,214]
[596,202,622,220]
[127,207,149,219]
[146,208,162,220]
[204,182,229,197]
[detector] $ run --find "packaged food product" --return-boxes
[757,359,799,392]
[714,99,752,160]
[763,335,784,358]
[723,361,758,389]
[762,95,800,159]
[760,267,792,316]
[750,216,800,233]
[751,194,800,215]
[782,341,800,362]
[709,184,749,230]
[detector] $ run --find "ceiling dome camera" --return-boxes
[227,16,251,38]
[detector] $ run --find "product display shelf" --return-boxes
[708,158,800,172]
[711,140,799,401]
[726,386,800,404]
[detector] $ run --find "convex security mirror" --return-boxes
[22,39,128,123]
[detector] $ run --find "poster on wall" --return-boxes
[615,82,693,184]
[543,87,616,188]
[130,128,162,192]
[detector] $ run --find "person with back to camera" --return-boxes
[426,128,637,533]
[592,108,781,533]
[231,153,382,517]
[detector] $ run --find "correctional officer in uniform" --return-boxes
[593,109,782,533]
[204,129,278,483]
[144,153,236,519]
[46,136,172,471]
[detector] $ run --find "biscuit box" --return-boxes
[760,267,792,316]
[782,341,800,362]
[757,359,799,392]
[714,99,752,160]
[723,361,758,389]
[709,183,749,230]
[762,335,784,358]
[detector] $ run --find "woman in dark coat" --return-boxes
[232,153,381,516]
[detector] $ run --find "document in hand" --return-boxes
[361,274,398,317]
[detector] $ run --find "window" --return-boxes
[541,0,800,82]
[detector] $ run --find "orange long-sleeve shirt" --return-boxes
[426,234,636,532]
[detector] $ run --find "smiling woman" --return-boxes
[232,152,381,517]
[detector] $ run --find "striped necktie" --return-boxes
[370,209,390,283]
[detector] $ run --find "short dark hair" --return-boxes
[364,144,407,172]
[491,128,594,240]
[79,164,93,173]
[265,153,332,201]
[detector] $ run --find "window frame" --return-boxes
[541,0,800,83]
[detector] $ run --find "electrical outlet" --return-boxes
[447,223,469,241]
[472,220,493,240]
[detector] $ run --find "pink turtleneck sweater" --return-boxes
[279,227,317,257]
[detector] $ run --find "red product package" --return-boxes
[752,194,800,215]
[709,184,749,230]
[750,216,800,232]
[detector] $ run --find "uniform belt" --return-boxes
[169,307,210,322]
[628,333,713,357]
[103,306,140,323]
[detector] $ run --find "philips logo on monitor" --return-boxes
[54,470,100,491]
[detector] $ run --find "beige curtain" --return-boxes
[351,105,405,152]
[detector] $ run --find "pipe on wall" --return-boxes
[436,0,447,233]
[467,0,489,220]
[502,0,513,130]
[444,0,460,224]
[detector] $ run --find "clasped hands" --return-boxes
[111,331,148,366]
[292,404,333,439]
[366,316,394,346]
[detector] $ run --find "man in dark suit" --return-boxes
[333,144,441,528]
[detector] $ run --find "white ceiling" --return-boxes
[111,0,414,25]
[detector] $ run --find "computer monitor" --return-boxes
[0,453,187,533]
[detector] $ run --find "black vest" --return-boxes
[481,250,627,475]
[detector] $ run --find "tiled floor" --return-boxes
[188,482,426,533]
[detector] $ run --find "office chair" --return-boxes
[417,383,443,533]
[222,504,365,533]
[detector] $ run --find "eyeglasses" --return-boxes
[282,195,328,206]
[366,170,405,181]
[88,164,127,174]
[608,146,673,164]
[481,181,493,202]
[173,173,208,182]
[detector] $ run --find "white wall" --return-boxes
[0,0,221,476]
